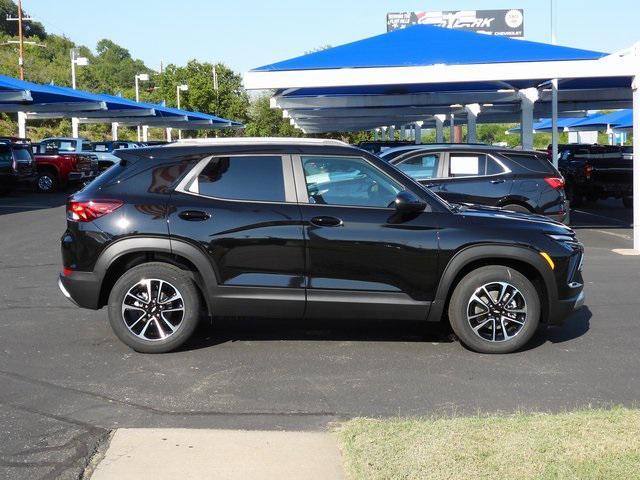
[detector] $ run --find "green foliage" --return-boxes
[0,0,46,39]
[244,94,301,137]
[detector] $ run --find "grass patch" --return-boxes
[335,407,640,480]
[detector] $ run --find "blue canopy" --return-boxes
[254,25,606,72]
[568,109,631,129]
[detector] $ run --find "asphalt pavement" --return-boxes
[0,191,638,480]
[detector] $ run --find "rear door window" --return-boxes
[448,154,487,177]
[189,155,286,202]
[396,153,440,180]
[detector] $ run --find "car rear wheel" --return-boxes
[36,171,58,193]
[448,266,540,354]
[107,262,202,353]
[501,203,531,214]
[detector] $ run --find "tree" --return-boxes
[0,0,46,39]
[244,94,301,137]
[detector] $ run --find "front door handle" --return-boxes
[423,183,437,188]
[179,210,210,221]
[310,216,343,227]
[490,179,505,184]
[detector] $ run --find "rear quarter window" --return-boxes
[500,152,559,175]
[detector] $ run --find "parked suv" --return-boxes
[379,144,569,223]
[0,137,36,194]
[58,138,584,354]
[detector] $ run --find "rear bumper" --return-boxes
[545,200,570,225]
[58,272,101,309]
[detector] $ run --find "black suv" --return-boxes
[59,138,584,354]
[379,144,569,223]
[0,137,36,194]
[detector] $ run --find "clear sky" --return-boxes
[27,0,640,73]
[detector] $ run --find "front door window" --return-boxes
[301,155,401,208]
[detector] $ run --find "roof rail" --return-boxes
[170,137,349,147]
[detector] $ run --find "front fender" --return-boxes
[426,243,557,323]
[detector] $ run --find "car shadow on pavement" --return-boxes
[523,306,591,351]
[179,308,590,353]
[0,189,69,215]
[179,317,457,352]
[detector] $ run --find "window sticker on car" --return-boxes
[450,156,479,175]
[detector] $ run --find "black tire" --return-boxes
[501,203,532,214]
[448,266,541,354]
[35,170,58,193]
[623,197,632,209]
[107,262,202,353]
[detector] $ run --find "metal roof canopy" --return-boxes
[0,74,242,132]
[245,24,640,251]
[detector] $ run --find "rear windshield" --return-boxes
[13,147,32,161]
[500,152,558,174]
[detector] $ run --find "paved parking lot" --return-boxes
[0,191,638,480]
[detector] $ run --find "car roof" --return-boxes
[169,137,349,147]
[380,143,540,158]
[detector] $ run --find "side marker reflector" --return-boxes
[540,252,555,270]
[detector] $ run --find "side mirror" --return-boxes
[394,190,426,213]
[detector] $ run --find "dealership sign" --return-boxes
[387,9,524,37]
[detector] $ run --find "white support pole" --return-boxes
[380,127,387,141]
[400,125,406,140]
[632,75,640,251]
[409,124,415,141]
[434,114,445,143]
[166,127,173,142]
[414,121,423,144]
[551,78,559,168]
[465,104,481,143]
[388,125,395,141]
[518,88,539,150]
[373,129,379,141]
[17,111,26,138]
[449,114,455,143]
[71,117,80,138]
[142,125,149,142]
[111,122,118,141]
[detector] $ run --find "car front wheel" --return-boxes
[448,266,540,354]
[107,262,202,353]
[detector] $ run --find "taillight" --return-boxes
[62,267,74,277]
[544,177,565,189]
[584,163,593,179]
[67,200,123,222]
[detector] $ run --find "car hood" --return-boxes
[452,203,572,235]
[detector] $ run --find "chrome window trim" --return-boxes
[394,150,511,181]
[174,153,295,205]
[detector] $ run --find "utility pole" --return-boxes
[6,0,33,80]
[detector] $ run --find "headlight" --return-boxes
[547,234,575,243]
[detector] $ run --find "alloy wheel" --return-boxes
[38,175,53,191]
[466,281,527,342]
[121,278,185,341]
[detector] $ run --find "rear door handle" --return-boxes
[178,210,210,221]
[423,183,437,188]
[310,216,343,227]
[490,179,505,184]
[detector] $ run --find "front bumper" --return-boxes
[547,289,585,325]
[68,169,99,182]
